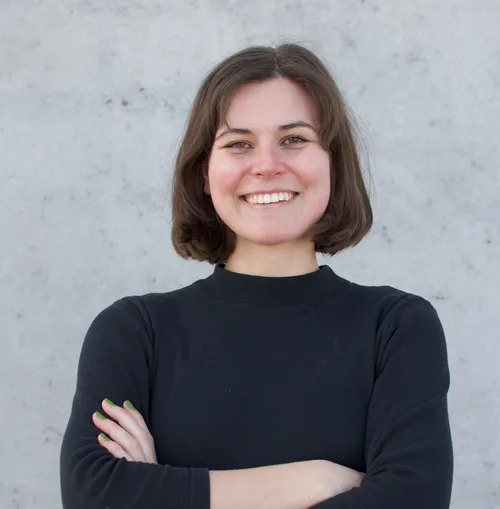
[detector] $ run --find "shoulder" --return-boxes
[334,277,449,384]
[335,270,431,311]
[344,277,447,358]
[93,280,202,331]
[127,279,201,313]
[332,272,441,336]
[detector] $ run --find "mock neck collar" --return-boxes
[197,263,341,306]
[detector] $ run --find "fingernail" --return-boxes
[124,400,136,411]
[104,398,116,407]
[95,411,107,420]
[99,433,110,441]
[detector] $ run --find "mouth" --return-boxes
[240,191,300,206]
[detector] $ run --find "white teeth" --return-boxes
[244,192,297,204]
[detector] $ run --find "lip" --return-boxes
[240,190,299,198]
[240,191,300,206]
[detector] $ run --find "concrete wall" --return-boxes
[1,1,499,507]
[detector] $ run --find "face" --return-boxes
[205,77,331,249]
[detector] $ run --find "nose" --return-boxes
[251,145,285,178]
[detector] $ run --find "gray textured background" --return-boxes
[1,1,499,508]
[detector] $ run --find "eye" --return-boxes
[283,136,307,145]
[225,141,252,149]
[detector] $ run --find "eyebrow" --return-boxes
[215,121,317,141]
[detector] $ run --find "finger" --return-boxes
[122,401,157,463]
[102,399,154,462]
[98,433,133,461]
[92,411,146,462]
[102,399,141,436]
[100,399,155,464]
[122,400,148,431]
[102,399,155,463]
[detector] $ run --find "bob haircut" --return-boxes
[171,43,373,264]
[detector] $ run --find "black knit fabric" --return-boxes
[60,264,453,509]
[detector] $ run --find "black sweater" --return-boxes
[60,264,453,509]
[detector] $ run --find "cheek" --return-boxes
[208,155,243,199]
[301,154,331,198]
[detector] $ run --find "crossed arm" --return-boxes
[91,397,364,509]
[60,296,453,509]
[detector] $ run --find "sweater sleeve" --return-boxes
[312,295,454,509]
[59,297,211,509]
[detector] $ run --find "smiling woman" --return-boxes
[203,77,332,263]
[60,43,453,509]
[170,44,373,272]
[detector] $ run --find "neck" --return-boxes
[224,239,319,277]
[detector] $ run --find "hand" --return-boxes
[92,398,158,464]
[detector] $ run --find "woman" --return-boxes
[60,43,453,509]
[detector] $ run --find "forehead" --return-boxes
[222,77,317,127]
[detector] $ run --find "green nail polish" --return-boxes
[95,411,106,420]
[99,433,110,441]
[104,398,116,406]
[125,400,136,411]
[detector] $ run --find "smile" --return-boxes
[241,191,299,205]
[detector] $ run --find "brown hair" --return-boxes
[171,43,373,264]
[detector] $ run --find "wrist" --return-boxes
[292,460,335,506]
[323,461,364,498]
